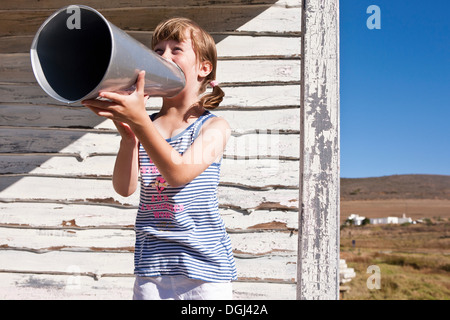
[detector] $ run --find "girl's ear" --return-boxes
[198,60,213,78]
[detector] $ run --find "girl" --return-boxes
[82,17,237,300]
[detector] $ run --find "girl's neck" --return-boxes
[159,93,205,122]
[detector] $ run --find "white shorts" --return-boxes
[132,275,233,300]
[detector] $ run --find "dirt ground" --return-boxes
[341,199,450,222]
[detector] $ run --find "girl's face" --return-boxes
[153,32,211,97]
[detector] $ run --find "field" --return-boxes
[339,175,450,300]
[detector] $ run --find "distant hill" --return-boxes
[341,174,450,201]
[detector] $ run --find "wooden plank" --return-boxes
[0,0,299,10]
[0,273,134,300]
[221,208,298,231]
[0,128,121,156]
[0,250,296,284]
[0,250,134,278]
[0,104,108,130]
[0,34,301,56]
[0,154,116,177]
[0,272,295,299]
[0,35,31,54]
[0,53,31,82]
[0,154,299,188]
[0,202,136,229]
[0,202,297,234]
[0,53,300,84]
[231,231,297,257]
[0,176,298,210]
[223,85,300,108]
[216,36,301,60]
[0,226,295,256]
[0,202,297,233]
[233,282,296,300]
[0,83,300,108]
[0,227,135,252]
[0,105,300,132]
[297,0,340,300]
[217,109,299,133]
[218,59,301,84]
[0,5,301,37]
[0,128,299,159]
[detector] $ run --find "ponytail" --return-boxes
[200,82,224,110]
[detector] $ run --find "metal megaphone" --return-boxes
[30,5,185,104]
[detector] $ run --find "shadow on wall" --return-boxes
[0,0,281,193]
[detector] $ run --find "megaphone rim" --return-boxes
[30,5,115,104]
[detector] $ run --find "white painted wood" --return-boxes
[231,232,297,257]
[0,154,116,177]
[0,227,296,258]
[0,176,298,211]
[221,208,298,231]
[0,128,299,159]
[297,0,340,300]
[0,273,134,300]
[0,155,299,189]
[0,202,297,234]
[0,250,134,277]
[0,202,136,229]
[0,3,301,37]
[216,35,301,59]
[0,0,300,10]
[0,105,300,132]
[0,250,296,284]
[0,272,295,300]
[0,0,304,301]
[233,282,296,300]
[223,85,300,108]
[0,84,300,108]
[1,54,300,84]
[221,159,299,188]
[0,227,135,252]
[0,34,301,56]
[236,2,301,33]
[227,132,299,160]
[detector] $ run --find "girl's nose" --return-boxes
[160,50,172,61]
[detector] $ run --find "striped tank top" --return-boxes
[134,110,237,282]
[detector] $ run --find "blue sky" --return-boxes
[339,0,450,178]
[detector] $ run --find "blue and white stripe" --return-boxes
[134,111,237,282]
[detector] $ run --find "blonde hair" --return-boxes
[152,17,224,109]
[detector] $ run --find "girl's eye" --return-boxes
[173,47,182,53]
[154,49,163,55]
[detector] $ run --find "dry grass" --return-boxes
[340,220,450,300]
[339,175,450,299]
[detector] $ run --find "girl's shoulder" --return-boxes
[201,111,230,132]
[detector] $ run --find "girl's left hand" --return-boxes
[82,70,149,126]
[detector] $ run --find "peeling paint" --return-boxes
[298,0,340,300]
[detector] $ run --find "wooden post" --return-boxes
[297,0,340,300]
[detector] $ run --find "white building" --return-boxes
[370,214,412,225]
[347,213,413,226]
[347,214,367,226]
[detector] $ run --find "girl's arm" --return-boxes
[82,71,230,188]
[112,121,139,197]
[130,114,230,187]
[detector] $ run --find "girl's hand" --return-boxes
[113,120,137,144]
[82,71,149,127]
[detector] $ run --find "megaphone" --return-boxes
[30,5,185,104]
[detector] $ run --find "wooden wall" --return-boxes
[0,0,301,299]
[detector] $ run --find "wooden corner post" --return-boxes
[297,0,340,300]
